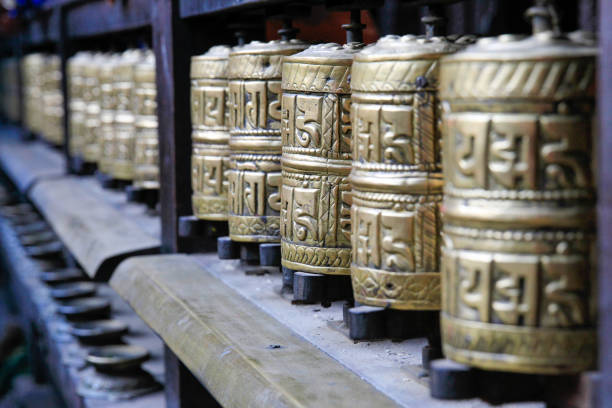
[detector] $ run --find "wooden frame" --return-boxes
[1,0,607,406]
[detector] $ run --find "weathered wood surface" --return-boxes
[66,0,152,38]
[0,136,65,193]
[111,254,514,408]
[0,218,166,408]
[29,177,159,280]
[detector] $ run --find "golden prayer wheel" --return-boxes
[82,53,103,163]
[439,6,597,374]
[133,51,159,190]
[280,43,361,275]
[191,46,232,220]
[42,54,64,146]
[22,54,45,136]
[98,53,119,175]
[111,49,144,181]
[349,34,464,309]
[227,39,308,242]
[68,52,89,157]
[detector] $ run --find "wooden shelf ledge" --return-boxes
[0,135,66,194]
[29,176,160,280]
[111,254,498,408]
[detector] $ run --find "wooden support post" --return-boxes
[58,6,71,174]
[598,0,611,406]
[164,346,221,408]
[152,0,192,254]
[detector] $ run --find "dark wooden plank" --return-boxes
[28,177,160,280]
[0,138,65,194]
[179,0,286,19]
[66,0,151,39]
[598,0,611,406]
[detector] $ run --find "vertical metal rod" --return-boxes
[343,9,364,44]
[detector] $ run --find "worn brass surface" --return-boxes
[42,55,64,146]
[280,43,361,275]
[98,53,120,174]
[111,49,144,181]
[83,53,103,163]
[133,50,159,190]
[439,22,597,372]
[227,40,309,242]
[68,52,89,157]
[348,35,465,308]
[191,46,232,220]
[22,54,45,136]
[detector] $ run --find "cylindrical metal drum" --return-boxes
[439,19,597,373]
[349,35,462,309]
[111,49,143,181]
[98,53,119,175]
[227,40,308,242]
[22,53,45,136]
[82,53,103,164]
[280,43,361,275]
[68,52,89,158]
[42,54,64,146]
[191,45,231,220]
[133,51,159,190]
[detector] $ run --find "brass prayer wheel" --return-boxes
[191,45,232,220]
[440,8,597,374]
[22,54,44,135]
[133,50,159,190]
[350,34,464,309]
[98,53,119,175]
[280,43,361,275]
[68,52,89,158]
[42,54,64,146]
[111,49,144,181]
[82,53,103,164]
[227,39,308,242]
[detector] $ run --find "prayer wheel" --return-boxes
[133,51,159,190]
[349,33,464,310]
[82,53,103,164]
[42,54,64,146]
[280,43,362,275]
[68,52,89,158]
[227,39,308,242]
[439,5,597,374]
[191,45,232,220]
[98,53,119,175]
[111,49,144,181]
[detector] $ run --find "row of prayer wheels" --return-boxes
[0,57,20,123]
[67,49,159,190]
[22,53,63,146]
[191,2,597,375]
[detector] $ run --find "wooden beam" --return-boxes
[152,0,192,253]
[598,0,612,406]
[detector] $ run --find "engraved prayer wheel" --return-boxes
[68,52,89,158]
[227,39,308,242]
[191,45,232,220]
[280,43,361,275]
[98,53,120,175]
[42,54,64,146]
[350,34,464,309]
[111,49,144,181]
[439,6,597,374]
[82,53,103,163]
[22,54,44,135]
[133,51,159,190]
